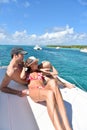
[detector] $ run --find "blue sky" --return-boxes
[0,0,87,45]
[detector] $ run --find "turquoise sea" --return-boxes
[0,45,87,92]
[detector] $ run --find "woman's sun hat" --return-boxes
[25,56,39,67]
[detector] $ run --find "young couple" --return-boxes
[0,47,72,130]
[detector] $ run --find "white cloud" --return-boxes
[0,32,6,39]
[0,28,7,41]
[78,33,87,39]
[30,34,37,38]
[0,25,87,45]
[39,25,74,40]
[12,30,27,38]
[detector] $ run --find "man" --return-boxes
[0,47,29,96]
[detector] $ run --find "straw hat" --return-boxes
[25,56,39,67]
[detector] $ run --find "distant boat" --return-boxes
[34,45,42,50]
[56,46,60,49]
[80,48,87,53]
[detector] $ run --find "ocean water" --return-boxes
[0,45,87,92]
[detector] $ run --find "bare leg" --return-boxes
[47,79,72,130]
[46,90,64,130]
[57,77,75,89]
[29,88,64,130]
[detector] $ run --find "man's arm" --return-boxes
[0,73,21,95]
[0,73,29,96]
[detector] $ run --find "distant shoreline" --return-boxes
[47,45,87,49]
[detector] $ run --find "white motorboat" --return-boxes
[34,45,42,50]
[56,46,60,49]
[0,67,87,130]
[80,48,87,53]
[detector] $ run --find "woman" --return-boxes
[38,60,75,89]
[20,56,72,130]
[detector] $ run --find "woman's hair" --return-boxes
[41,61,51,69]
[38,61,52,70]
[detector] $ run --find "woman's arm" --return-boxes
[20,67,27,79]
[50,65,58,76]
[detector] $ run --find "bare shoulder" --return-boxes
[7,64,15,77]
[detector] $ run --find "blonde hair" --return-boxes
[42,61,52,69]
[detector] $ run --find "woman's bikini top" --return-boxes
[26,72,44,82]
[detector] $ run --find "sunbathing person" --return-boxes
[20,56,72,130]
[38,60,75,88]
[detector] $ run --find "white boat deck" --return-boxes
[0,68,87,130]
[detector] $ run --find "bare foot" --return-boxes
[64,82,75,89]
